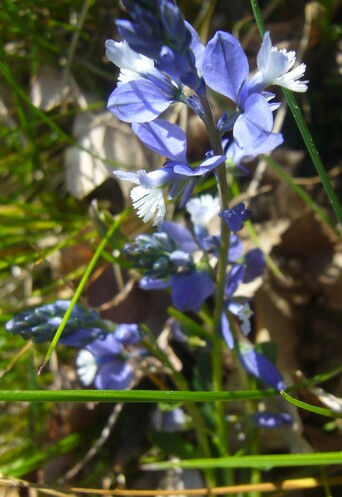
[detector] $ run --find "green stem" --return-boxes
[198,95,232,486]
[250,0,342,225]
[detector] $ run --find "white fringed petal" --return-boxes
[131,185,166,225]
[76,349,97,386]
[254,32,308,92]
[105,40,159,84]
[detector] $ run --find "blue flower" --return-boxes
[248,32,308,94]
[114,120,225,225]
[123,220,215,312]
[251,412,292,428]
[237,342,285,391]
[5,300,106,346]
[243,248,265,283]
[219,203,252,232]
[114,323,141,345]
[106,40,180,123]
[200,31,307,149]
[76,333,134,390]
[220,248,265,349]
[169,270,215,313]
[114,0,203,92]
[224,133,284,175]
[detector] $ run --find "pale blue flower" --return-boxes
[114,120,225,225]
[248,32,308,93]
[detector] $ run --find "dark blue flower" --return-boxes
[244,248,265,283]
[170,270,215,312]
[220,203,252,232]
[76,333,134,390]
[237,342,285,391]
[5,300,106,346]
[123,220,215,312]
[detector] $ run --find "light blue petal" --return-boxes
[139,276,170,290]
[169,250,192,267]
[185,21,205,70]
[114,324,140,344]
[160,221,198,253]
[201,31,249,102]
[238,343,285,391]
[225,264,245,297]
[86,333,123,356]
[132,119,187,161]
[95,361,133,390]
[233,94,273,149]
[107,79,172,123]
[172,155,225,176]
[221,312,234,350]
[229,234,243,261]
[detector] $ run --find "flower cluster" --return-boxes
[5,300,144,390]
[104,0,308,395]
[107,17,306,224]
[5,2,308,443]
[123,216,216,312]
[5,300,106,346]
[76,323,144,390]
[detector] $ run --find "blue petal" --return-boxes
[220,203,251,232]
[251,412,292,428]
[95,360,133,390]
[227,133,283,166]
[238,343,285,391]
[201,31,249,102]
[178,179,196,208]
[221,312,234,350]
[107,79,172,123]
[116,19,160,59]
[233,94,273,150]
[169,250,192,267]
[244,248,265,283]
[132,119,187,161]
[59,327,105,347]
[252,132,284,154]
[114,323,141,344]
[225,264,245,297]
[160,1,187,47]
[228,234,243,262]
[185,21,205,71]
[159,221,198,253]
[139,276,170,290]
[170,271,215,312]
[171,155,225,176]
[86,333,123,356]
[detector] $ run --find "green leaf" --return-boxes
[141,451,342,471]
[281,390,342,418]
[0,388,274,403]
